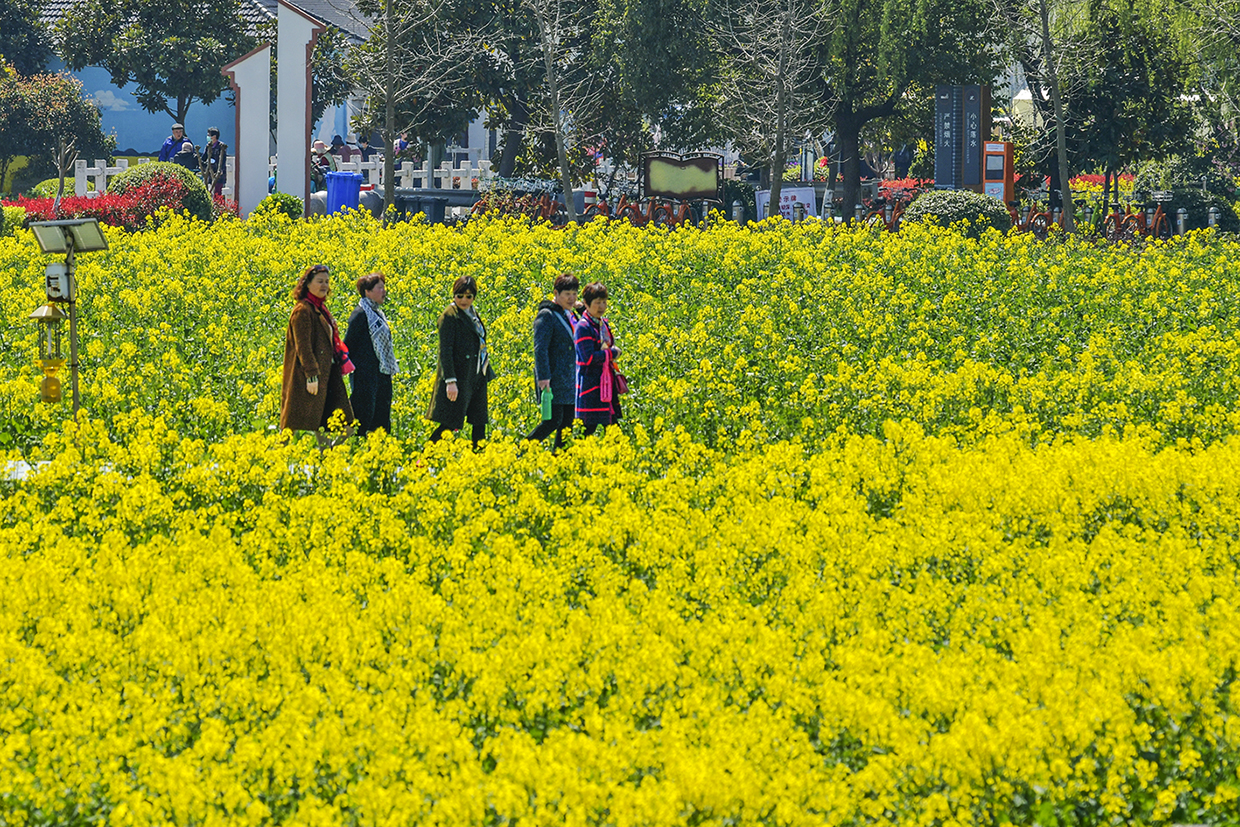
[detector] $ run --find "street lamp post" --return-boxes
[28,218,109,416]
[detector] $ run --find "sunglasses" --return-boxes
[311,265,329,274]
[454,292,475,299]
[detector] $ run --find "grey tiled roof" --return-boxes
[281,0,371,42]
[38,0,81,27]
[38,0,365,41]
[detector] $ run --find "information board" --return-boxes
[756,187,818,220]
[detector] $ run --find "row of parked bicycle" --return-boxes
[470,188,1224,240]
[829,194,1223,241]
[469,190,706,227]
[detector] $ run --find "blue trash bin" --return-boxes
[324,171,363,214]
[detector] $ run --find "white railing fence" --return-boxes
[73,153,497,204]
[75,157,238,200]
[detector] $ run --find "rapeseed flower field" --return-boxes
[2,214,1239,825]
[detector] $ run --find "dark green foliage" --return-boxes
[1133,155,1237,201]
[1067,3,1192,182]
[0,2,52,75]
[254,192,306,221]
[0,68,115,195]
[903,190,1014,237]
[722,179,756,222]
[822,0,1000,214]
[56,0,255,123]
[108,162,213,222]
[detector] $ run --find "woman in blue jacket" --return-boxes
[525,273,579,449]
[574,281,622,435]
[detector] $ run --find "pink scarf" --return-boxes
[593,314,614,402]
[600,347,613,403]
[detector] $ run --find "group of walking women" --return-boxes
[279,266,623,448]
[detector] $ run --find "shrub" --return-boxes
[107,161,212,222]
[253,192,304,221]
[8,175,200,231]
[902,189,1013,237]
[1,204,25,236]
[28,177,93,198]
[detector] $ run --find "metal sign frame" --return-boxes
[641,152,723,202]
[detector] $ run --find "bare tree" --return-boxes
[348,0,482,205]
[709,0,834,215]
[993,0,1097,229]
[518,0,614,222]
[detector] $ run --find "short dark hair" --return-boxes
[553,273,579,294]
[357,272,385,295]
[582,281,608,305]
[452,275,477,297]
[207,127,220,137]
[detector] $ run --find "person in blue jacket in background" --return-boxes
[158,123,186,162]
[524,273,579,450]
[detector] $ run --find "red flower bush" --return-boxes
[880,177,934,191]
[3,176,199,232]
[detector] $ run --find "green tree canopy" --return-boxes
[0,0,53,75]
[0,64,115,201]
[823,0,1001,211]
[1065,0,1193,199]
[56,0,256,124]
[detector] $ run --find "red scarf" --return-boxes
[305,293,354,375]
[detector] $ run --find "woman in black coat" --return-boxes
[344,272,397,436]
[524,273,579,449]
[427,276,494,448]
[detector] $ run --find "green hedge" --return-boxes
[28,178,93,199]
[107,162,213,222]
[903,189,1013,237]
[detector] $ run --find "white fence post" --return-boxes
[222,156,237,200]
[74,160,89,197]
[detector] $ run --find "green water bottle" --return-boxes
[540,388,553,421]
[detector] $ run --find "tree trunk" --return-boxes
[383,0,396,208]
[1038,0,1075,231]
[496,93,528,179]
[535,9,576,222]
[53,136,67,217]
[836,107,862,221]
[767,0,791,217]
[768,90,786,214]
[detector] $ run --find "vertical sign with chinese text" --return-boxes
[934,86,962,189]
[961,86,984,188]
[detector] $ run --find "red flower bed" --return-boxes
[212,196,240,220]
[880,178,934,190]
[3,176,197,232]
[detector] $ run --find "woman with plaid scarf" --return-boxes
[344,272,399,436]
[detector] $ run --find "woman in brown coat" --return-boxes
[427,276,495,448]
[280,264,355,434]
